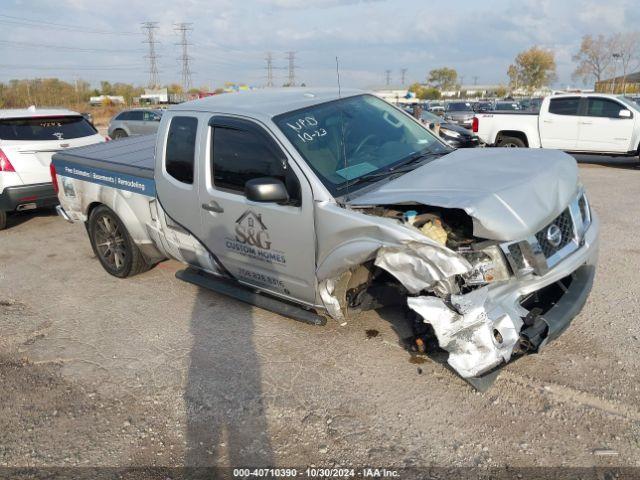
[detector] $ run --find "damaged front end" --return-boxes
[318,189,599,381]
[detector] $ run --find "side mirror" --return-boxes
[619,109,632,119]
[245,177,289,204]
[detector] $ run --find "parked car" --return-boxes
[0,108,104,229]
[420,110,482,148]
[494,101,521,111]
[52,89,598,384]
[473,94,640,157]
[444,102,475,128]
[108,109,163,139]
[473,101,494,112]
[519,98,543,112]
[428,105,445,116]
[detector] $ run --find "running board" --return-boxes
[176,267,327,326]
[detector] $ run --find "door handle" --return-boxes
[201,201,224,213]
[543,120,553,124]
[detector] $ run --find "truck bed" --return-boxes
[53,135,155,179]
[52,135,156,197]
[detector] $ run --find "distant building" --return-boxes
[595,71,640,94]
[371,87,415,104]
[89,95,125,106]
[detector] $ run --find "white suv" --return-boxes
[0,108,105,229]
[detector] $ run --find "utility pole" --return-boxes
[142,22,160,88]
[285,51,297,87]
[385,69,391,86]
[473,76,479,85]
[265,52,274,87]
[175,23,193,92]
[400,68,407,85]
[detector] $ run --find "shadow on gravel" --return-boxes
[572,154,640,171]
[184,288,274,468]
[4,208,58,230]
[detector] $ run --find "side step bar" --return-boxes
[176,267,327,326]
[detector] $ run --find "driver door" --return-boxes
[198,116,318,304]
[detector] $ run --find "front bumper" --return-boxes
[407,213,599,381]
[443,135,482,149]
[0,183,58,213]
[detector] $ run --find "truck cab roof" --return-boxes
[171,88,365,119]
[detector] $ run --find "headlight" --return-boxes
[440,127,461,138]
[461,244,511,286]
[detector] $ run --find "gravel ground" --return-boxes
[0,161,639,475]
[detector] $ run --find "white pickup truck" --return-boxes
[51,89,599,385]
[473,93,640,158]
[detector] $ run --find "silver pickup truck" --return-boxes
[51,89,599,383]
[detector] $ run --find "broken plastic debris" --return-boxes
[407,287,523,378]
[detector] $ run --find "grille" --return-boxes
[535,209,575,258]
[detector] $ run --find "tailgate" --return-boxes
[2,136,103,185]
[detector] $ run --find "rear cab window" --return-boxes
[0,116,97,141]
[548,97,580,116]
[165,116,198,184]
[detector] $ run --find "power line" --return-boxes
[0,64,143,71]
[0,14,141,35]
[0,39,144,53]
[286,51,297,87]
[175,23,193,91]
[265,52,274,87]
[142,22,160,88]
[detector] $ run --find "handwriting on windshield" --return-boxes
[287,116,327,143]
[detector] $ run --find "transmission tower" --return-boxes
[400,68,407,85]
[175,23,194,92]
[285,51,297,86]
[265,52,274,87]
[141,22,160,88]
[385,70,391,86]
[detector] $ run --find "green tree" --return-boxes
[427,67,458,91]
[508,46,557,93]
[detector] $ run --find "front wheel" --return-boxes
[88,205,149,278]
[497,135,526,148]
[111,129,128,140]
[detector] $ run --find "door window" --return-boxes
[143,111,161,121]
[165,116,198,184]
[128,111,144,121]
[212,126,299,201]
[586,98,629,118]
[548,97,580,116]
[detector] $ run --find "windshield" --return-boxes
[619,96,640,110]
[274,94,449,196]
[420,110,442,123]
[0,115,97,141]
[447,103,472,112]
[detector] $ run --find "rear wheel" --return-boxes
[497,135,526,148]
[88,205,149,278]
[0,210,6,230]
[112,129,128,139]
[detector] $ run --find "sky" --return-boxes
[1,0,639,90]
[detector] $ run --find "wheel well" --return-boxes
[496,130,529,147]
[86,201,103,220]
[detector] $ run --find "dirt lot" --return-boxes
[1,161,639,475]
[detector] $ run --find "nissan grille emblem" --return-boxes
[546,224,562,248]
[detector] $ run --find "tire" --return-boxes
[0,210,6,230]
[497,135,526,148]
[112,129,128,140]
[88,205,149,278]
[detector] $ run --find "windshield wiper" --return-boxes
[336,150,443,191]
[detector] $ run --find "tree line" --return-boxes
[408,31,640,99]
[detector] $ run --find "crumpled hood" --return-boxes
[349,147,579,242]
